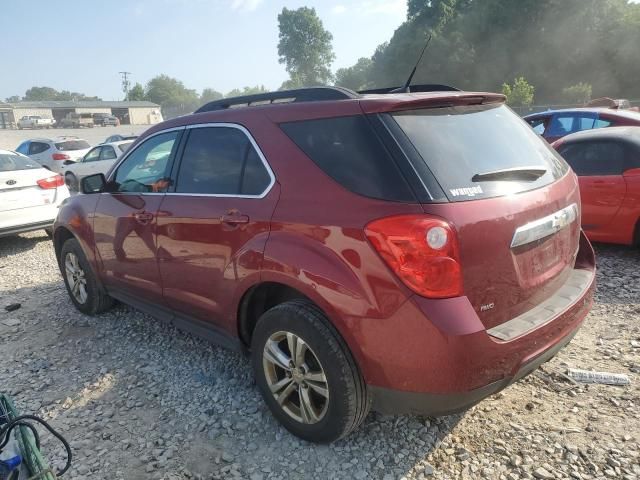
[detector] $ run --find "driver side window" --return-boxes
[113,131,180,193]
[83,147,102,163]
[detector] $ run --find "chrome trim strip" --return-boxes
[105,123,276,199]
[510,203,578,248]
[487,268,594,341]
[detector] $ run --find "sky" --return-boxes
[2,0,407,101]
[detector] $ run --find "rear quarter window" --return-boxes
[390,104,569,201]
[280,115,415,202]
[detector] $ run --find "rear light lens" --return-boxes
[52,153,70,160]
[365,215,463,298]
[37,175,65,189]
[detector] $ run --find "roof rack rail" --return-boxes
[195,86,359,113]
[358,84,460,94]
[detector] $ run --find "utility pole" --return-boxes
[119,71,131,100]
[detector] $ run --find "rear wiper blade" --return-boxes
[471,166,547,182]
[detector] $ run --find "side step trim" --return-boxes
[487,268,594,341]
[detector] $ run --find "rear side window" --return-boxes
[56,140,90,151]
[547,113,596,137]
[558,141,626,176]
[175,127,271,196]
[28,142,50,154]
[280,115,415,202]
[391,105,569,201]
[15,142,29,155]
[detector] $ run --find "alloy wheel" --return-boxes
[262,331,329,424]
[65,252,88,304]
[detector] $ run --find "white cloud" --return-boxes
[359,0,406,16]
[230,0,263,12]
[332,5,347,14]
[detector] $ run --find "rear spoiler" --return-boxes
[359,92,506,114]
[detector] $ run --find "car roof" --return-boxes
[525,107,640,120]
[558,126,640,145]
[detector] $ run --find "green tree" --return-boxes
[562,82,592,105]
[502,77,535,107]
[128,83,146,101]
[335,58,374,91]
[5,95,21,103]
[200,88,223,103]
[23,86,62,101]
[146,74,199,115]
[277,7,335,87]
[225,85,268,98]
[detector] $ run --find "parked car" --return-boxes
[524,108,640,143]
[53,86,595,442]
[61,140,133,191]
[552,127,640,245]
[93,113,120,127]
[59,113,94,129]
[104,134,138,143]
[15,137,91,173]
[17,115,55,130]
[0,150,69,237]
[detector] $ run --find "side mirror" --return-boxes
[63,160,75,166]
[81,173,106,194]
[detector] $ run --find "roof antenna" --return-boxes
[391,34,432,93]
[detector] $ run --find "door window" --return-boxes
[100,146,117,160]
[15,142,29,155]
[113,131,180,193]
[175,127,272,196]
[559,141,626,176]
[83,147,102,163]
[547,114,596,137]
[28,142,50,155]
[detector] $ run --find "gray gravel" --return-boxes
[0,233,638,480]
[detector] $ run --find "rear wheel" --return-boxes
[251,300,369,442]
[65,172,78,192]
[60,238,114,315]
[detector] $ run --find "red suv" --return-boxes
[53,86,595,442]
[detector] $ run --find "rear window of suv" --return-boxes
[391,104,569,201]
[55,140,90,151]
[281,115,415,202]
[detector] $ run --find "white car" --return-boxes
[15,137,91,174]
[0,150,69,238]
[60,140,134,191]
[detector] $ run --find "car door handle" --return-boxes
[133,211,154,224]
[221,213,250,225]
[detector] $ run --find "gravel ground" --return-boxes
[0,125,152,151]
[0,233,638,480]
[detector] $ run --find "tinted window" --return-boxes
[559,141,626,176]
[113,131,179,193]
[0,153,41,171]
[595,118,612,128]
[527,117,548,135]
[100,146,117,160]
[547,113,596,137]
[280,115,414,202]
[15,142,29,155]
[391,105,569,201]
[176,127,271,195]
[83,147,101,162]
[55,140,91,151]
[28,142,50,154]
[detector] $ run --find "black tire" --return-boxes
[65,172,78,192]
[60,238,114,315]
[251,299,369,442]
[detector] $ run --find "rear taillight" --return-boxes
[52,153,70,160]
[37,175,64,189]
[365,215,463,299]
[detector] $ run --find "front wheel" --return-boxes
[60,238,114,315]
[251,300,369,442]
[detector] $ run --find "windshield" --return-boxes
[0,153,41,171]
[391,104,569,201]
[56,140,91,151]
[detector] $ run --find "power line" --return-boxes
[119,71,131,100]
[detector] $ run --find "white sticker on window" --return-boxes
[449,185,483,198]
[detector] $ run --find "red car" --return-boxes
[552,127,640,245]
[53,86,595,442]
[524,108,640,143]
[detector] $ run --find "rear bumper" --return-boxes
[0,220,53,237]
[363,231,595,415]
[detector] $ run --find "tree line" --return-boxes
[7,1,640,114]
